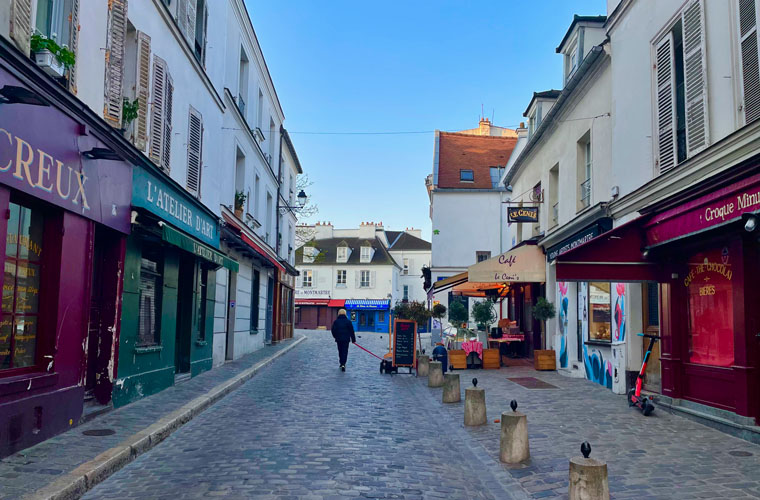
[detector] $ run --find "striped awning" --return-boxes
[344,299,390,310]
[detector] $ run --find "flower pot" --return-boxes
[34,50,65,78]
[234,208,244,218]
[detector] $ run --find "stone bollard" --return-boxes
[418,355,430,377]
[464,378,486,426]
[500,400,529,463]
[569,442,610,500]
[442,373,461,403]
[428,361,444,387]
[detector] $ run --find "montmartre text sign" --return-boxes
[507,206,539,223]
[393,319,417,368]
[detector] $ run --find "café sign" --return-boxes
[546,219,612,262]
[468,244,546,283]
[507,206,539,223]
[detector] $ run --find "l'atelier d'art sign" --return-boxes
[507,206,539,223]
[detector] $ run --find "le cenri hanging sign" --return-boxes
[507,206,539,223]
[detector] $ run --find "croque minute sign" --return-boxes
[507,206,539,223]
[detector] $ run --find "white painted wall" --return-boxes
[390,248,431,304]
[296,265,399,303]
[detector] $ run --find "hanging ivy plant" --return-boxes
[122,98,139,126]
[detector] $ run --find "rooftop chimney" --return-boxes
[314,221,334,240]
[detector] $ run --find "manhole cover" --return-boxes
[728,450,753,457]
[82,429,115,436]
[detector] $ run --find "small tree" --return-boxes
[448,300,468,326]
[431,304,446,320]
[532,297,556,349]
[472,299,497,332]
[393,300,432,326]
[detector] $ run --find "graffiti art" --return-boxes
[614,283,626,342]
[583,345,612,389]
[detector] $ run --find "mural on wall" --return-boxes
[584,345,613,389]
[558,282,569,368]
[613,283,626,342]
[578,282,588,363]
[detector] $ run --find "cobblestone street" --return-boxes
[80,331,760,499]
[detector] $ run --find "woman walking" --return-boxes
[331,309,356,371]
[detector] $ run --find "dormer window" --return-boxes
[337,245,348,263]
[303,246,318,264]
[360,245,372,263]
[567,40,579,79]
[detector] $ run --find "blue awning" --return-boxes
[344,299,390,310]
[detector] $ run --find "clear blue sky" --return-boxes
[246,0,606,240]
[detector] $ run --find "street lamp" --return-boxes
[278,189,308,214]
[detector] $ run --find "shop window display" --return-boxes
[588,282,611,341]
[685,248,734,367]
[1,202,44,370]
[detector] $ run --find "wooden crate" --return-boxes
[482,349,500,369]
[448,350,467,370]
[534,350,556,371]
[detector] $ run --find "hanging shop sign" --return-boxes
[507,206,539,223]
[132,167,219,247]
[546,218,612,262]
[161,224,237,271]
[0,67,132,233]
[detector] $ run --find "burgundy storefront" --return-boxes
[556,169,760,423]
[0,53,132,456]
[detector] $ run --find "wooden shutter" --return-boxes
[9,0,32,54]
[655,33,677,173]
[67,0,80,93]
[149,56,166,165]
[370,271,376,289]
[355,271,360,288]
[201,3,209,66]
[739,0,760,123]
[103,0,128,128]
[178,0,188,39]
[186,108,203,196]
[186,0,197,47]
[135,32,151,151]
[682,0,709,155]
[162,71,174,171]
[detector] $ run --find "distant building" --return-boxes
[294,222,430,332]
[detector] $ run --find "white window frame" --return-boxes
[360,270,371,288]
[336,269,347,287]
[360,246,371,263]
[403,258,409,275]
[303,246,316,264]
[403,285,409,301]
[337,246,348,263]
[302,270,313,288]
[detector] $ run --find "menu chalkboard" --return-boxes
[393,320,417,367]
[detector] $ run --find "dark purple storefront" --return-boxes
[0,58,132,456]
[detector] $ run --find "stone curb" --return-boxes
[22,336,307,500]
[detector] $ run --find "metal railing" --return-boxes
[580,179,591,208]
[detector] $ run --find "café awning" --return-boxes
[162,223,238,272]
[467,243,546,283]
[451,281,509,298]
[555,217,659,282]
[295,298,330,306]
[328,299,345,308]
[428,272,468,297]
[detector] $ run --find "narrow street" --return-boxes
[79,330,760,500]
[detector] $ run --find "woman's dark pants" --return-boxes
[337,341,350,366]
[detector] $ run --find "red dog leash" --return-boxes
[352,342,384,361]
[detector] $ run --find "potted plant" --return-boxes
[448,300,469,339]
[472,299,497,333]
[532,297,557,370]
[234,190,247,218]
[31,34,75,79]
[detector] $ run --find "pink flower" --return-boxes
[616,283,626,296]
[558,282,568,296]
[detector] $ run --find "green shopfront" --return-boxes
[113,167,237,407]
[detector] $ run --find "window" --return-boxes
[476,251,491,263]
[578,133,592,210]
[336,269,347,287]
[138,248,162,346]
[739,0,760,124]
[250,270,260,332]
[644,282,659,329]
[266,192,273,244]
[337,246,348,263]
[302,270,313,288]
[403,285,409,301]
[460,169,474,182]
[588,282,611,342]
[186,107,203,197]
[360,246,372,263]
[567,41,579,81]
[238,47,249,117]
[35,0,75,51]
[403,258,409,275]
[528,114,536,139]
[198,267,208,340]
[269,118,276,163]
[654,0,708,173]
[686,248,734,367]
[1,202,44,370]
[302,246,316,264]
[149,56,174,172]
[193,0,209,65]
[360,270,371,288]
[378,312,385,322]
[489,167,504,188]
[549,164,559,227]
[257,89,264,130]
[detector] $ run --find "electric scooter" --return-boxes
[627,333,660,416]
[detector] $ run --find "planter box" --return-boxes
[534,350,556,371]
[34,50,65,78]
[482,348,500,369]
[448,350,467,370]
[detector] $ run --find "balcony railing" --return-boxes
[552,202,559,227]
[580,178,591,208]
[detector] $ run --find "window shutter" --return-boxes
[135,32,151,151]
[103,0,128,128]
[162,71,174,171]
[370,271,376,289]
[9,0,32,55]
[178,0,188,39]
[185,0,197,47]
[186,107,202,196]
[655,33,677,173]
[149,56,166,165]
[67,0,80,94]
[201,3,209,66]
[739,0,760,123]
[355,271,360,288]
[409,259,415,276]
[682,0,709,155]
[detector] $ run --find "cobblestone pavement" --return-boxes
[425,363,760,499]
[0,337,302,500]
[83,331,525,500]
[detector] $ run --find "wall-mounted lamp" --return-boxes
[278,189,308,215]
[745,214,758,233]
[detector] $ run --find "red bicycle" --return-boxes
[628,333,660,416]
